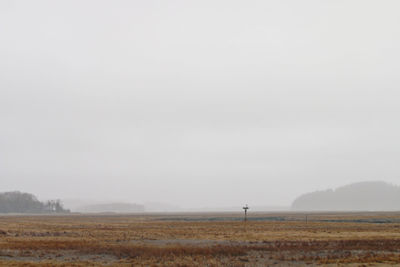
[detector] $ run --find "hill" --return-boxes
[76,203,144,213]
[292,181,400,211]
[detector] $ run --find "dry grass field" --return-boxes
[1,212,400,266]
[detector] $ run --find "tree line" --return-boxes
[0,191,69,213]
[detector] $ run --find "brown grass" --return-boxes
[1,212,400,265]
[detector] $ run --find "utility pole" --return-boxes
[243,204,249,222]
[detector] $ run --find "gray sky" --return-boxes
[1,0,400,208]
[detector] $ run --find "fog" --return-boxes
[1,0,400,209]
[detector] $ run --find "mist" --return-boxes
[1,0,400,209]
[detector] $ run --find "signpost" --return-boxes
[243,204,249,222]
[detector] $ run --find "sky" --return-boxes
[1,0,400,208]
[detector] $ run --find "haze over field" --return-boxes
[1,0,400,209]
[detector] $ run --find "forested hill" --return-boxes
[0,191,69,213]
[292,181,400,211]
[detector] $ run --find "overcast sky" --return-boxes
[1,0,400,208]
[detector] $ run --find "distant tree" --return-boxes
[0,192,69,213]
[54,200,65,213]
[0,191,43,213]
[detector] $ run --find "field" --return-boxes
[1,212,400,266]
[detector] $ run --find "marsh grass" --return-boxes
[1,214,400,265]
